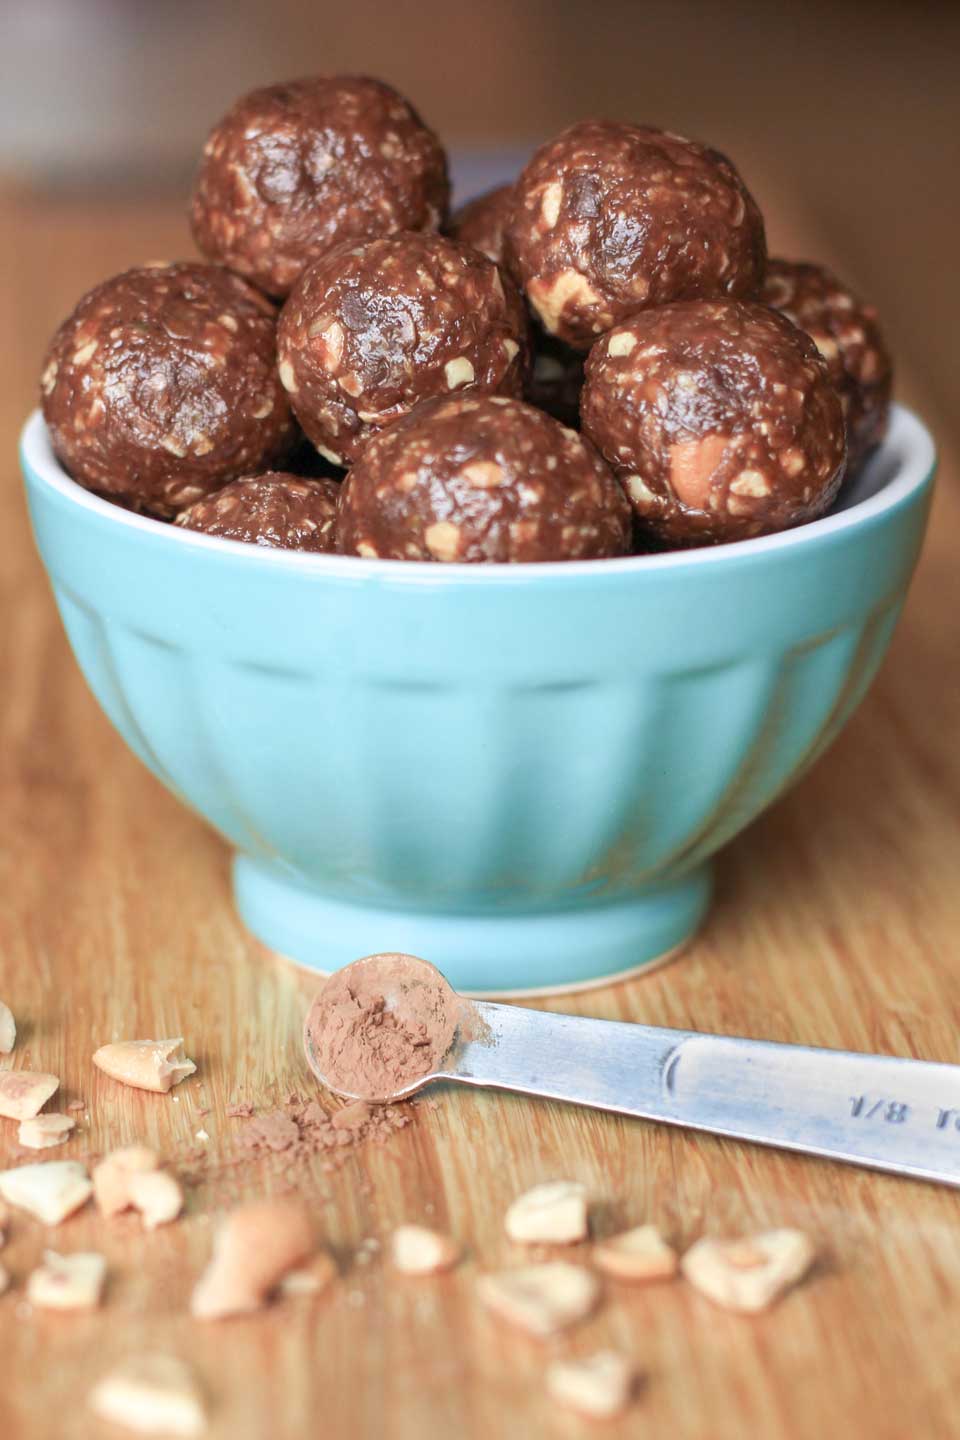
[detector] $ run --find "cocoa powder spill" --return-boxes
[239,1097,410,1162]
[303,953,467,1103]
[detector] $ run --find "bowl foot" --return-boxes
[232,857,712,997]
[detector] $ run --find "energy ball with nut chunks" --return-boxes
[337,394,631,563]
[40,262,296,516]
[175,472,340,552]
[277,232,529,467]
[448,184,514,266]
[190,76,450,298]
[507,121,766,350]
[580,299,846,547]
[761,259,892,471]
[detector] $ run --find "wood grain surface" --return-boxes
[0,137,958,1438]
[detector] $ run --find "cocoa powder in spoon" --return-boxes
[304,954,464,1103]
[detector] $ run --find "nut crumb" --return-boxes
[191,1197,316,1320]
[391,1225,460,1276]
[0,1161,92,1226]
[593,1224,678,1282]
[93,1038,196,1094]
[505,1181,589,1245]
[477,1262,599,1337]
[0,1070,59,1120]
[0,1002,15,1054]
[28,1250,106,1310]
[279,1251,337,1297]
[89,1355,206,1436]
[18,1113,75,1150]
[546,1350,636,1419]
[681,1229,816,1312]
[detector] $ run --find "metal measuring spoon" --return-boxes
[304,953,960,1187]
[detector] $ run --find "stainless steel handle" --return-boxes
[448,1006,960,1187]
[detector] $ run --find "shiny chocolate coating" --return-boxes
[277,232,529,466]
[507,121,766,350]
[40,262,296,516]
[580,299,846,547]
[175,471,340,551]
[190,76,450,298]
[337,393,631,563]
[762,258,892,471]
[448,183,515,266]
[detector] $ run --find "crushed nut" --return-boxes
[0,1161,93,1225]
[93,1147,183,1229]
[89,1355,207,1436]
[391,1225,460,1276]
[0,1070,59,1120]
[278,1251,337,1297]
[477,1263,599,1337]
[681,1230,816,1313]
[18,1114,76,1150]
[0,1263,8,1295]
[127,1170,184,1231]
[607,331,637,358]
[93,1039,196,1094]
[191,1197,316,1319]
[93,1147,161,1217]
[443,357,475,389]
[28,1250,106,1310]
[546,1350,636,1419]
[0,1001,15,1054]
[593,1224,678,1283]
[505,1181,589,1245]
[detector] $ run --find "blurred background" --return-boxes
[1,0,957,416]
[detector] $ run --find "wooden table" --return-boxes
[1,158,957,1439]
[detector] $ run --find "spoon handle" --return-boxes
[446,1005,960,1187]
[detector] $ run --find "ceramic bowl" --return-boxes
[21,405,935,993]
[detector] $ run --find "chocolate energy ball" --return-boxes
[175,472,340,552]
[40,262,296,516]
[337,393,631,563]
[507,121,766,351]
[277,232,529,467]
[580,299,846,547]
[526,332,585,429]
[761,259,892,471]
[190,76,450,298]
[447,183,515,266]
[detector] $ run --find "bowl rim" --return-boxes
[20,403,935,583]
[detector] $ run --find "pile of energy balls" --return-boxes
[40,76,893,562]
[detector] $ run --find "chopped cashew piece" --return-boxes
[391,1225,460,1276]
[94,1147,162,1218]
[127,1170,184,1231]
[93,1039,196,1094]
[18,1113,76,1150]
[191,1198,316,1319]
[505,1181,589,1245]
[0,1002,15,1054]
[593,1224,678,1282]
[0,1161,93,1225]
[0,1070,59,1120]
[682,1230,816,1313]
[28,1250,106,1310]
[89,1355,207,1436]
[547,1350,637,1419]
[477,1263,599,1337]
[94,1147,182,1228]
[278,1251,338,1297]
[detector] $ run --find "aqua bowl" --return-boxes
[21,406,935,994]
